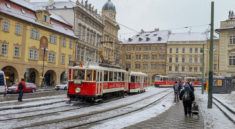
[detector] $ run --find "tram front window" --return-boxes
[73,69,85,80]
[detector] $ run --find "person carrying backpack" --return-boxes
[179,83,195,116]
[173,81,179,102]
[17,78,26,102]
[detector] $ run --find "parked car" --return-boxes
[0,70,7,96]
[7,82,37,93]
[55,82,68,90]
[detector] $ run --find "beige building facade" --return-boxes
[216,11,235,77]
[167,32,219,78]
[122,29,170,83]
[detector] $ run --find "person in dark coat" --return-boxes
[188,81,194,92]
[173,81,180,102]
[180,83,195,116]
[17,78,26,102]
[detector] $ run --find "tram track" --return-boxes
[13,89,172,129]
[212,97,235,124]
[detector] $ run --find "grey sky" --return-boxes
[31,0,235,40]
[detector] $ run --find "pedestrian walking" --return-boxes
[179,83,195,116]
[188,81,194,92]
[17,78,26,102]
[178,81,182,92]
[173,81,180,102]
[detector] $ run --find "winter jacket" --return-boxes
[179,87,195,102]
[17,81,26,91]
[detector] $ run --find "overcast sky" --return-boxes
[31,0,235,40]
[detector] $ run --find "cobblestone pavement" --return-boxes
[124,101,204,129]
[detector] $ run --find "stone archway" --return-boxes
[2,66,19,86]
[24,68,39,86]
[44,70,56,87]
[60,71,68,83]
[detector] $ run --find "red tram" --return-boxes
[67,64,148,102]
[128,72,148,93]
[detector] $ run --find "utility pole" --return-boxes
[201,44,205,94]
[208,1,214,109]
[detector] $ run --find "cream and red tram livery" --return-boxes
[128,72,148,93]
[67,65,129,101]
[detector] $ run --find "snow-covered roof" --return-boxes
[0,1,77,38]
[9,0,36,11]
[32,1,76,9]
[168,32,208,41]
[49,12,71,26]
[122,30,171,44]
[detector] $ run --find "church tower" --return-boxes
[102,0,116,20]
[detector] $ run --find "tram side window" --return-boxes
[137,76,140,82]
[100,72,102,81]
[104,71,108,81]
[86,70,92,81]
[122,73,124,81]
[73,69,85,80]
[97,72,99,81]
[118,72,121,81]
[109,71,113,81]
[93,70,96,81]
[131,76,135,83]
[114,72,117,81]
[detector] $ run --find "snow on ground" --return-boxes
[214,92,235,112]
[196,89,235,129]
[90,92,174,129]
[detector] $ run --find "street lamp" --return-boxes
[41,47,47,87]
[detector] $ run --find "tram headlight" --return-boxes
[75,88,81,93]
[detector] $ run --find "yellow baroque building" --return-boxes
[0,0,77,87]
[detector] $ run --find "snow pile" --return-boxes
[196,90,234,129]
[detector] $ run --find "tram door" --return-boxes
[96,70,103,95]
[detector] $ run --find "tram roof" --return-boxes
[70,65,127,73]
[130,71,148,76]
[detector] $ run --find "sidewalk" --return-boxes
[124,101,204,129]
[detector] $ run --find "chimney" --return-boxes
[85,0,88,8]
[154,28,159,32]
[140,29,144,33]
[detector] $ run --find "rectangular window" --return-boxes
[214,54,217,61]
[189,67,192,72]
[104,71,108,81]
[126,46,132,51]
[189,57,192,63]
[136,55,141,60]
[182,48,185,53]
[126,64,131,69]
[159,55,164,59]
[126,54,131,59]
[194,67,198,72]
[30,29,40,40]
[176,48,178,53]
[195,57,198,63]
[200,48,203,53]
[144,46,148,51]
[152,55,157,60]
[229,56,235,65]
[136,46,141,51]
[50,35,57,43]
[175,66,178,72]
[214,64,217,70]
[15,24,21,35]
[169,48,172,53]
[175,57,178,63]
[143,64,148,70]
[69,40,73,48]
[182,57,185,63]
[14,46,20,57]
[43,15,47,22]
[135,64,140,69]
[2,20,9,32]
[195,48,198,53]
[229,35,235,45]
[86,31,89,42]
[200,67,203,72]
[169,57,172,63]
[109,71,113,81]
[160,46,165,50]
[61,55,65,64]
[1,44,8,56]
[182,66,185,72]
[169,66,172,71]
[190,48,193,53]
[152,46,157,50]
[48,53,56,62]
[29,49,38,60]
[151,64,157,69]
[159,64,165,69]
[200,57,203,63]
[86,70,92,81]
[143,55,149,60]
[68,56,72,66]
[62,38,66,47]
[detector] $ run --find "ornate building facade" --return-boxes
[216,11,235,78]
[0,0,77,87]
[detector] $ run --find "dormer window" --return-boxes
[43,15,47,22]
[158,37,162,41]
[145,34,149,36]
[21,9,25,14]
[128,38,132,42]
[146,37,150,41]
[64,6,67,8]
[139,38,143,41]
[6,4,11,8]
[154,34,157,36]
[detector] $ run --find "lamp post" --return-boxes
[41,48,47,87]
[201,44,205,94]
